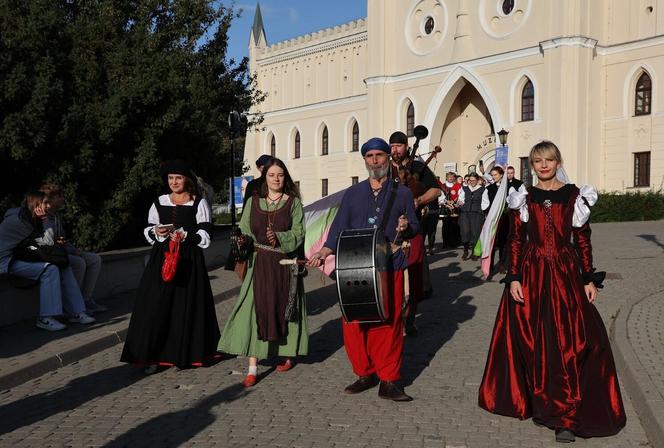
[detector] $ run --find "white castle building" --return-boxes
[244,0,664,203]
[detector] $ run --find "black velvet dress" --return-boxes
[121,196,220,367]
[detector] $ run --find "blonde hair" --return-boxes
[529,140,562,166]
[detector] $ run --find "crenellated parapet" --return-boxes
[256,18,367,66]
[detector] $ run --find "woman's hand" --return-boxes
[396,215,409,233]
[510,281,524,303]
[155,226,172,237]
[307,247,333,267]
[585,282,598,303]
[170,230,186,241]
[266,226,278,247]
[33,205,48,220]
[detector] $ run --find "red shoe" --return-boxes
[276,359,294,372]
[242,374,257,387]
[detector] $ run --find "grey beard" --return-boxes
[366,163,390,180]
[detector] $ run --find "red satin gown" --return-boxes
[478,184,626,438]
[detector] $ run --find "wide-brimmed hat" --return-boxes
[160,160,194,180]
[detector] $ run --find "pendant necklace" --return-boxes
[266,192,284,242]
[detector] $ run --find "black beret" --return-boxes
[389,131,408,145]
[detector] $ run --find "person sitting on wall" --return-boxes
[40,184,106,314]
[0,190,95,331]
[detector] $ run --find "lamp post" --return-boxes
[228,110,241,227]
[497,128,509,147]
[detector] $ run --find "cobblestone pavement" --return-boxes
[0,222,660,448]
[629,293,664,408]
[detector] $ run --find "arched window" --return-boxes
[521,80,534,122]
[352,121,359,152]
[321,125,329,155]
[294,131,300,159]
[270,135,276,156]
[406,101,415,137]
[635,72,652,116]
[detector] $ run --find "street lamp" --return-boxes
[228,111,241,227]
[497,128,509,147]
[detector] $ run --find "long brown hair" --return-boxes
[259,158,301,199]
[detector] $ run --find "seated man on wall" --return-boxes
[40,184,107,314]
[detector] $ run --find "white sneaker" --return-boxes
[85,300,108,313]
[36,317,67,331]
[68,312,96,324]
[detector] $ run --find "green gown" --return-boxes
[218,196,308,359]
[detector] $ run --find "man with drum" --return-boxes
[388,131,441,336]
[307,137,419,402]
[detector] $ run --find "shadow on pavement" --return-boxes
[0,364,144,434]
[0,292,135,359]
[637,233,664,252]
[101,382,249,448]
[401,259,479,387]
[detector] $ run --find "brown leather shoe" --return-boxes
[344,375,378,394]
[461,249,469,260]
[378,381,413,401]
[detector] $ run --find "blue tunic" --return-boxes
[323,179,419,270]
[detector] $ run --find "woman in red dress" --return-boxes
[478,141,626,443]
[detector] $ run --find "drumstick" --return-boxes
[279,258,309,265]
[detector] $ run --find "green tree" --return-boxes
[1,0,264,250]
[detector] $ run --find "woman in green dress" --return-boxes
[218,158,308,387]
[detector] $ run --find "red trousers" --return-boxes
[407,234,425,301]
[342,270,405,382]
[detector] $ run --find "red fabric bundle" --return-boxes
[162,234,183,282]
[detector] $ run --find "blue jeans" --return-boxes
[9,261,86,317]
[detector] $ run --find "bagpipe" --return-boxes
[395,125,442,217]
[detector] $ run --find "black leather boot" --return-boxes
[344,375,378,394]
[378,381,413,401]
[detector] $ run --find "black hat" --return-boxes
[160,160,194,180]
[389,131,408,145]
[255,154,273,168]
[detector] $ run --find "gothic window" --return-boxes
[502,0,515,15]
[635,72,652,116]
[352,121,359,152]
[406,101,415,137]
[321,126,329,155]
[270,135,276,156]
[294,131,300,159]
[521,80,534,122]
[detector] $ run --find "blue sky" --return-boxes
[225,1,367,64]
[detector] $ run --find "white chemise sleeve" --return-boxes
[195,198,211,249]
[572,185,598,228]
[143,203,167,244]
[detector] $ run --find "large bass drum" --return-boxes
[335,228,390,323]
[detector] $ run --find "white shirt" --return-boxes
[143,195,212,248]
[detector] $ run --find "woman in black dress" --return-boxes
[121,160,220,373]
